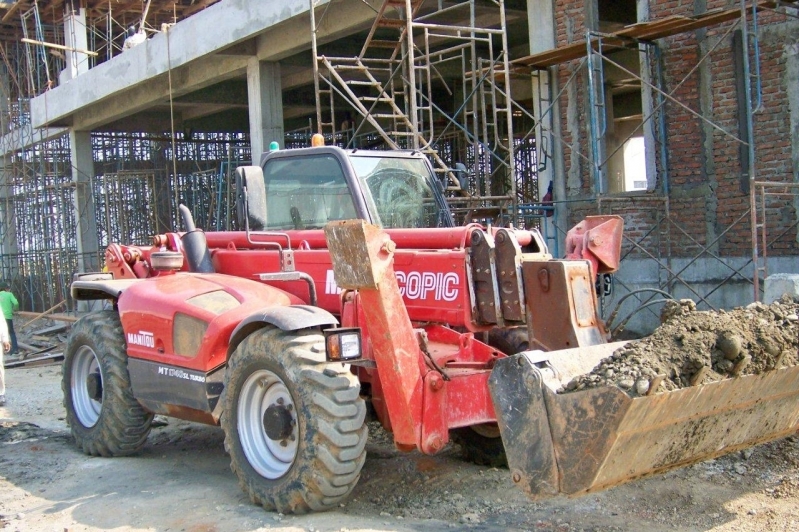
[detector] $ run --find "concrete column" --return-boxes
[786,42,799,243]
[527,0,563,251]
[0,161,18,267]
[638,0,657,191]
[0,71,8,134]
[0,70,16,268]
[60,8,90,83]
[151,144,175,234]
[70,129,99,273]
[247,59,283,165]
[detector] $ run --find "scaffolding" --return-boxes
[0,124,249,312]
[309,0,536,224]
[307,0,799,318]
[0,0,796,321]
[510,0,799,328]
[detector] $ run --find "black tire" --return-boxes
[62,310,153,456]
[222,326,367,514]
[452,327,530,468]
[488,326,530,355]
[451,423,507,467]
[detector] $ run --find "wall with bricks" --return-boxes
[550,0,799,264]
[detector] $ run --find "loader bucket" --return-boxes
[488,344,799,499]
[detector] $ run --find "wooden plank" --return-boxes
[1,1,21,23]
[512,2,777,69]
[17,341,52,352]
[18,310,79,323]
[5,351,63,369]
[29,323,68,336]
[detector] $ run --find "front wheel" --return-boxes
[452,327,530,467]
[451,423,507,467]
[62,311,153,456]
[222,326,367,513]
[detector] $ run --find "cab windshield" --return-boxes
[348,155,450,228]
[261,154,358,230]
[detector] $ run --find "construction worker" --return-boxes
[0,282,19,355]
[0,311,9,406]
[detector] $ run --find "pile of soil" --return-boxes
[561,296,799,396]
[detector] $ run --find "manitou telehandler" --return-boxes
[64,141,799,513]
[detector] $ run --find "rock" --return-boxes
[717,359,734,372]
[461,513,481,524]
[635,379,650,396]
[762,339,781,356]
[717,332,742,360]
[618,378,635,390]
[660,300,684,323]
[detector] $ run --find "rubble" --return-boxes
[561,295,799,396]
[5,317,69,368]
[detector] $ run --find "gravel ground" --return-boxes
[0,361,798,531]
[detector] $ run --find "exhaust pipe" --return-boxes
[179,204,214,273]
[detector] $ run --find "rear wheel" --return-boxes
[452,327,530,467]
[62,311,153,456]
[222,326,367,513]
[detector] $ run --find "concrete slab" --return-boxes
[29,0,380,131]
[764,273,799,304]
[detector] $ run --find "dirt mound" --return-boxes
[561,296,799,396]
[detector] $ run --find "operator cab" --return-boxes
[237,145,454,231]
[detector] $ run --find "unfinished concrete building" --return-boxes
[0,0,797,335]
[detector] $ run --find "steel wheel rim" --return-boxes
[71,345,102,428]
[237,369,299,479]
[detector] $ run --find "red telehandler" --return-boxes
[64,143,799,513]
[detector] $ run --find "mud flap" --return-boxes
[489,351,799,499]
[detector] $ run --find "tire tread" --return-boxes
[222,326,367,514]
[62,311,153,457]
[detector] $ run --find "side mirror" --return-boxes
[452,162,468,190]
[235,166,267,231]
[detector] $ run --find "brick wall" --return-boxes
[552,0,799,258]
[555,0,591,198]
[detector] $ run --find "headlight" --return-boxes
[324,328,362,361]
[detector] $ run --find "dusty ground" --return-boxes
[0,360,797,532]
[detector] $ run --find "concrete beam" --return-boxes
[45,53,251,131]
[0,126,68,157]
[180,103,247,122]
[30,0,381,130]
